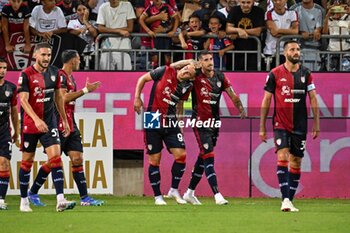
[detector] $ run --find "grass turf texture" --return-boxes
[0,195,349,233]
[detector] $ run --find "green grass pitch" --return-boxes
[1,195,349,233]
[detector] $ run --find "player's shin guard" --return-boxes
[188,156,204,190]
[289,167,301,201]
[203,154,219,194]
[171,156,186,189]
[0,170,10,199]
[19,160,33,198]
[277,160,289,200]
[149,164,161,196]
[30,163,51,195]
[72,165,88,198]
[49,156,64,195]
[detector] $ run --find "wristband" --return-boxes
[82,87,89,94]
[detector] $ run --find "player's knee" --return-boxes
[71,156,83,166]
[49,155,63,168]
[148,154,161,166]
[20,160,34,172]
[201,152,215,159]
[175,153,186,164]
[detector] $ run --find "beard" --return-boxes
[287,55,300,64]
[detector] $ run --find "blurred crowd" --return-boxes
[1,0,350,71]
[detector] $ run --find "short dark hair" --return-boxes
[34,42,52,52]
[61,50,79,64]
[198,50,212,60]
[0,57,7,64]
[283,40,299,50]
[188,14,200,21]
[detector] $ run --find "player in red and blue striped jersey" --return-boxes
[259,40,320,212]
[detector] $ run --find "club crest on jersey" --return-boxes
[51,75,56,82]
[4,91,10,97]
[18,12,22,18]
[276,138,282,146]
[182,87,188,93]
[203,143,209,150]
[216,81,222,88]
[301,76,305,83]
[148,144,153,151]
[24,141,29,148]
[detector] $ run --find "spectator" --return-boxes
[97,0,136,70]
[204,15,234,69]
[68,3,98,69]
[85,0,98,22]
[259,0,296,12]
[56,0,79,22]
[322,5,350,70]
[263,0,298,70]
[290,0,325,71]
[192,0,227,32]
[29,0,68,40]
[139,0,179,68]
[296,0,327,9]
[226,0,265,70]
[218,0,238,17]
[179,14,205,59]
[2,0,31,54]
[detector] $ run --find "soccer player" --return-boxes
[27,50,104,207]
[17,42,75,212]
[134,60,197,205]
[182,51,246,205]
[0,58,19,210]
[259,40,320,212]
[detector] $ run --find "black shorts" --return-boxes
[60,126,83,156]
[274,129,307,158]
[144,127,185,154]
[0,123,12,160]
[193,127,219,155]
[21,128,60,153]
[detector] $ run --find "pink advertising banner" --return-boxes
[7,71,350,198]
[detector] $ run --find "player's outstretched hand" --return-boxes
[134,97,143,115]
[85,78,101,93]
[312,127,320,139]
[240,110,247,119]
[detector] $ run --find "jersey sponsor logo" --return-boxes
[203,99,217,104]
[284,98,301,103]
[143,110,161,129]
[162,98,176,106]
[33,79,39,83]
[291,89,305,94]
[36,97,51,103]
[162,86,171,96]
[34,87,43,97]
[281,85,291,96]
